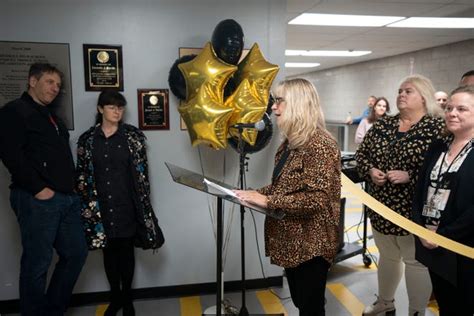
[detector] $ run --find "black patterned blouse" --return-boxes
[355,114,444,235]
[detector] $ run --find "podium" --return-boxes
[165,162,284,316]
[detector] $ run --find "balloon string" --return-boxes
[198,147,218,244]
[199,147,239,269]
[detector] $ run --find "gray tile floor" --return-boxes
[3,191,440,316]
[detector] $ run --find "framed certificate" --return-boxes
[83,44,123,91]
[137,89,169,130]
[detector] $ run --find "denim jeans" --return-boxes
[10,188,88,316]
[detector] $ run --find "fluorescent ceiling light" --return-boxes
[289,13,404,27]
[286,50,371,57]
[387,17,474,28]
[285,62,320,68]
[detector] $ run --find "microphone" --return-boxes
[232,120,266,131]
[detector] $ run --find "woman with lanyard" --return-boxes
[413,85,474,315]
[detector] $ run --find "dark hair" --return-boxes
[461,70,474,80]
[95,90,127,124]
[367,97,390,123]
[450,85,474,98]
[27,63,63,88]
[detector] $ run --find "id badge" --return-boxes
[422,204,439,218]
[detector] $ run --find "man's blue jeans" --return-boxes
[10,188,88,316]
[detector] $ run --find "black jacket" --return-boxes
[413,138,474,293]
[0,92,75,195]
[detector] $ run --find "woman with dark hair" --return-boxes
[76,90,163,316]
[355,97,390,144]
[235,78,341,316]
[413,85,474,315]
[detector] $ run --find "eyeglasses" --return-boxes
[103,105,125,112]
[274,97,285,105]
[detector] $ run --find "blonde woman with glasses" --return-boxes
[235,78,341,316]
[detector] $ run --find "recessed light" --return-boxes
[387,17,474,28]
[289,13,405,27]
[286,50,372,57]
[285,62,321,68]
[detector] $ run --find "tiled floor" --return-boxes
[3,190,440,316]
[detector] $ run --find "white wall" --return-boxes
[0,0,286,299]
[295,39,474,123]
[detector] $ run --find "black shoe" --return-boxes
[123,302,135,316]
[104,301,123,316]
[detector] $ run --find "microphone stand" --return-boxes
[236,126,249,316]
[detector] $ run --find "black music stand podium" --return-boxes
[165,162,284,316]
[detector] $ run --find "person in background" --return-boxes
[0,63,88,315]
[346,95,377,125]
[355,97,390,144]
[234,78,341,316]
[460,70,474,86]
[76,90,163,316]
[413,85,474,315]
[356,74,444,316]
[434,91,448,110]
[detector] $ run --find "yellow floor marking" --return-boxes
[354,263,377,271]
[95,304,107,316]
[345,207,364,213]
[345,225,372,233]
[428,300,439,315]
[327,283,365,316]
[366,245,378,253]
[256,290,288,315]
[180,296,202,316]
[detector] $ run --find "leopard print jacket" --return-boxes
[258,129,341,268]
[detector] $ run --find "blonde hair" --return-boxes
[273,78,328,148]
[399,74,444,117]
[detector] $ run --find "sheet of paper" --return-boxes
[203,178,236,197]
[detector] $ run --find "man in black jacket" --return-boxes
[0,63,87,316]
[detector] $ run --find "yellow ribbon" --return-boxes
[341,173,474,259]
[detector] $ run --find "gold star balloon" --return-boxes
[233,43,279,104]
[225,79,266,146]
[178,42,237,101]
[179,84,233,149]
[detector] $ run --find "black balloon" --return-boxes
[168,54,196,100]
[229,96,274,154]
[211,19,244,65]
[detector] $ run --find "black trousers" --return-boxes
[285,256,330,316]
[430,270,474,316]
[103,237,135,304]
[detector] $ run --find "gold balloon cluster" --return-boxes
[178,42,279,149]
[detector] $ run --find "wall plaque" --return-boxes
[137,89,169,130]
[83,44,123,91]
[0,41,74,129]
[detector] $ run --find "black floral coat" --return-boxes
[76,123,163,250]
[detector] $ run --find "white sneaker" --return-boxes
[362,296,396,315]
